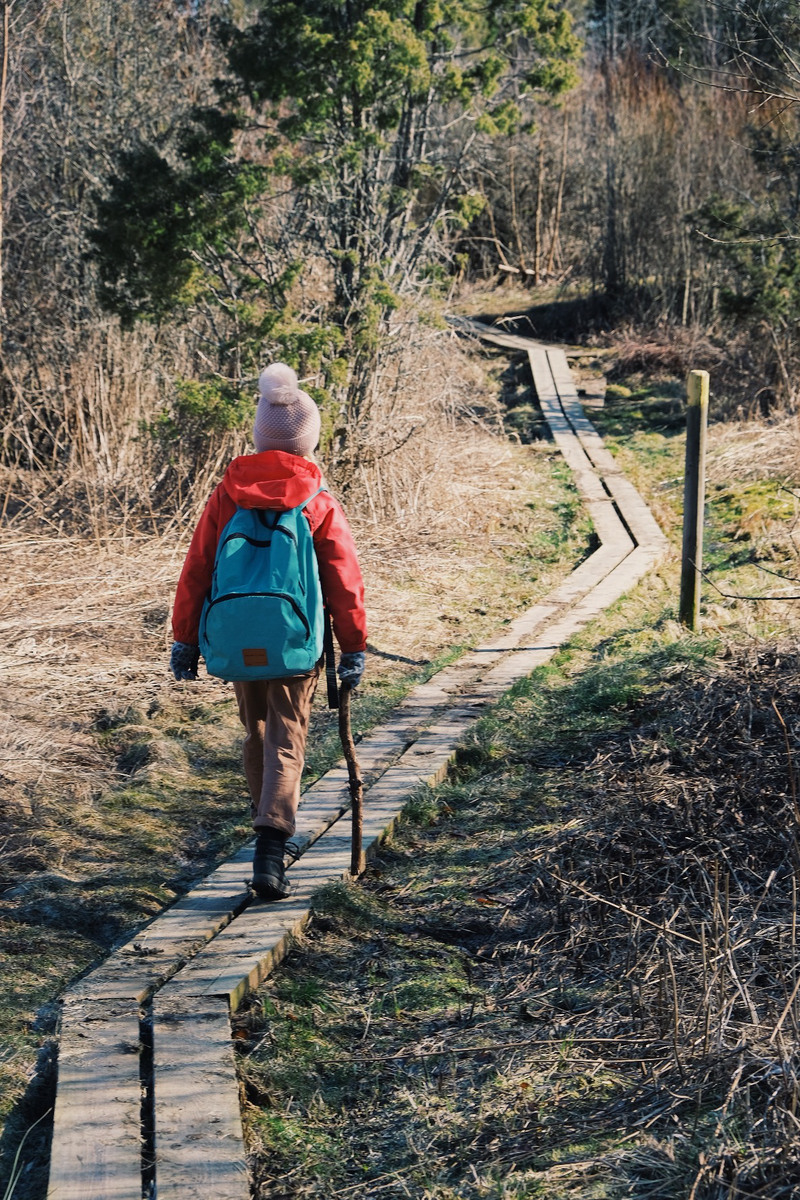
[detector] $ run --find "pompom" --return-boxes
[253,361,321,456]
[258,363,298,407]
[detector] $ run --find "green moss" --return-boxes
[605,382,632,401]
[232,350,800,1200]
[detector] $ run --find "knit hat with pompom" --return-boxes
[253,363,321,456]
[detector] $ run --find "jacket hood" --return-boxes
[221,450,323,510]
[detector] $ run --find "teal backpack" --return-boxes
[199,488,325,681]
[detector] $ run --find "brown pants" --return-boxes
[233,668,320,836]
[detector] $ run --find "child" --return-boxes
[169,363,367,900]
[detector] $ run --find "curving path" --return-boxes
[45,326,668,1200]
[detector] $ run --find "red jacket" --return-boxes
[172,451,367,654]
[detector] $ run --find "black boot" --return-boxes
[252,828,290,901]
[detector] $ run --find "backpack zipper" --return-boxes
[219,524,297,553]
[204,589,312,638]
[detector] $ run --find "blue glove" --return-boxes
[337,651,365,690]
[170,642,200,681]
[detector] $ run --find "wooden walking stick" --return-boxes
[338,683,364,876]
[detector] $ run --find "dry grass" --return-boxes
[0,319,586,862]
[235,639,800,1200]
[0,419,579,831]
[225,343,800,1200]
[707,414,800,487]
[354,423,582,664]
[0,319,253,537]
[0,532,188,813]
[0,330,590,1187]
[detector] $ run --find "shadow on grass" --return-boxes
[237,632,800,1199]
[0,1041,56,1200]
[472,292,614,344]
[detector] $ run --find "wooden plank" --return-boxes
[545,348,668,555]
[549,360,618,475]
[585,497,635,551]
[529,348,634,562]
[546,542,632,604]
[475,602,559,653]
[153,996,248,1200]
[530,353,617,501]
[65,697,449,1002]
[529,353,591,456]
[451,316,614,361]
[547,348,583,401]
[64,849,255,1003]
[578,382,606,410]
[561,545,665,621]
[65,539,610,1002]
[159,829,354,1007]
[47,1000,143,1200]
[447,315,544,353]
[161,704,486,1009]
[528,346,559,401]
[600,474,669,551]
[475,548,663,695]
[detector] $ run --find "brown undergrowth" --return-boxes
[235,639,800,1199]
[0,332,592,1196]
[4,297,800,1195]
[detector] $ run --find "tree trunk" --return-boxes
[533,130,544,284]
[509,144,527,272]
[546,108,568,277]
[0,0,9,348]
[602,56,622,302]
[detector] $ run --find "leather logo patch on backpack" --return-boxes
[242,648,269,667]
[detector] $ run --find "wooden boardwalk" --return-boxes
[45,327,668,1200]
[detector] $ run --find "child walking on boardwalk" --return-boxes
[169,364,368,900]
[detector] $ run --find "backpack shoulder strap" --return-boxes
[299,484,327,512]
[299,486,338,708]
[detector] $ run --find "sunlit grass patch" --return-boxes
[10,330,800,1197]
[238,497,800,1200]
[0,409,593,1195]
[239,364,800,1199]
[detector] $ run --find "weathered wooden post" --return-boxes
[679,369,710,629]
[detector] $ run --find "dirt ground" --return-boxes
[237,637,800,1200]
[0,389,596,1167]
[0,419,582,850]
[3,331,800,1197]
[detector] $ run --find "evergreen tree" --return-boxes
[91,0,580,438]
